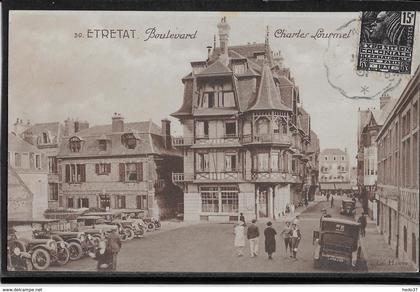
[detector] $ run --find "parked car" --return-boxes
[340,199,356,217]
[7,234,33,271]
[8,219,63,270]
[52,231,87,260]
[118,209,147,236]
[312,217,367,270]
[76,215,119,239]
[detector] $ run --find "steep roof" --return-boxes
[299,107,310,134]
[248,63,291,111]
[23,122,61,136]
[57,121,181,158]
[8,133,40,153]
[196,60,232,77]
[321,148,347,156]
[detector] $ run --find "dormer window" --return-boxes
[121,133,138,149]
[69,136,82,152]
[200,90,235,108]
[99,140,107,151]
[254,52,265,60]
[42,132,50,144]
[231,59,247,75]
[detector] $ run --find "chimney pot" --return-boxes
[112,113,124,132]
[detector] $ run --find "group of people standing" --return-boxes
[234,214,302,260]
[88,229,122,271]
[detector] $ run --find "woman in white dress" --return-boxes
[234,222,246,256]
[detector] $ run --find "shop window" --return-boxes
[96,163,111,175]
[136,195,147,209]
[221,186,238,213]
[69,136,82,152]
[201,187,219,213]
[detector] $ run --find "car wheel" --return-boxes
[56,247,70,265]
[125,228,134,240]
[9,240,27,253]
[119,230,128,241]
[31,249,51,270]
[68,242,83,260]
[147,223,155,232]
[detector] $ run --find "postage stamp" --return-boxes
[357,11,416,74]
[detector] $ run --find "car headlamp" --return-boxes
[60,241,66,248]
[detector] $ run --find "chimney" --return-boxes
[161,119,171,149]
[13,117,31,135]
[217,17,230,64]
[380,92,391,110]
[206,46,212,61]
[112,113,124,132]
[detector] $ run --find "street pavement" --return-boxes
[47,196,416,273]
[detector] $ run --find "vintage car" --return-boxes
[117,209,148,234]
[76,215,119,239]
[52,231,88,260]
[313,217,367,270]
[8,219,67,270]
[340,199,356,217]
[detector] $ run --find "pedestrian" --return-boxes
[247,219,260,257]
[264,221,277,260]
[239,212,246,225]
[280,221,292,256]
[330,195,334,208]
[358,213,367,237]
[304,197,308,207]
[88,239,113,271]
[289,223,301,259]
[290,203,295,215]
[233,222,246,256]
[327,193,330,202]
[107,229,122,271]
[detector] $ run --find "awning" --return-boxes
[334,183,352,190]
[319,183,335,190]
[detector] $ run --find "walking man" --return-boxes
[264,221,277,260]
[247,219,260,257]
[234,222,246,256]
[239,212,246,225]
[107,229,122,271]
[358,213,367,237]
[330,195,334,208]
[280,221,292,256]
[289,223,301,259]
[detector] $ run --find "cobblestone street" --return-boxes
[47,198,416,273]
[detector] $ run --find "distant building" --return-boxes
[57,114,183,219]
[21,121,66,209]
[319,148,351,193]
[171,18,319,222]
[349,166,357,190]
[8,133,48,218]
[376,66,419,270]
[356,93,396,219]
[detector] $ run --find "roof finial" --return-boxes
[264,25,273,66]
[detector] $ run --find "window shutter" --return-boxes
[80,164,86,182]
[119,163,125,182]
[65,165,70,183]
[137,162,143,182]
[95,164,99,174]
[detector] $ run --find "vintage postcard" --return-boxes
[4,9,420,278]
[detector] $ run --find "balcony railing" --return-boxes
[195,171,241,181]
[250,170,301,183]
[172,136,194,147]
[195,135,239,145]
[172,172,194,183]
[241,134,291,145]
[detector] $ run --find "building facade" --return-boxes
[171,18,319,222]
[318,148,351,192]
[8,133,48,218]
[376,66,419,270]
[57,114,183,219]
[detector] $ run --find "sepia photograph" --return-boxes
[3,8,420,279]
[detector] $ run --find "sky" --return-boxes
[8,11,420,166]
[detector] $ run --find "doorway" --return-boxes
[258,188,268,218]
